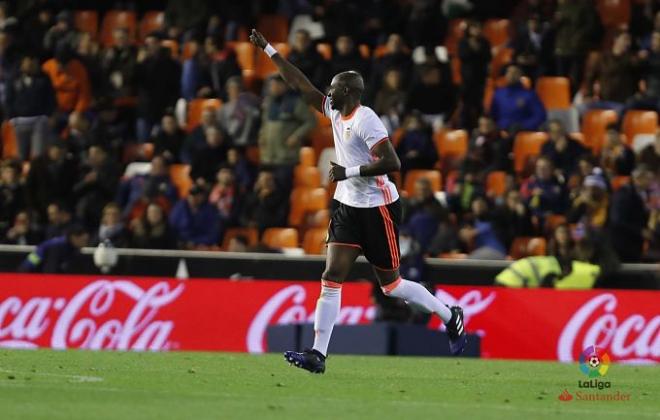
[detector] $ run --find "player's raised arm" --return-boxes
[249,29,324,112]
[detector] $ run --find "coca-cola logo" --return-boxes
[0,280,183,351]
[558,294,660,363]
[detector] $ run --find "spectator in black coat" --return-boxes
[492,189,535,251]
[135,34,181,142]
[368,34,414,101]
[463,115,512,176]
[182,108,218,163]
[609,165,654,262]
[25,142,78,221]
[458,20,492,129]
[288,29,327,89]
[1,210,42,245]
[4,53,56,160]
[396,111,437,177]
[152,113,185,163]
[190,125,229,185]
[512,15,550,80]
[100,28,136,98]
[129,201,176,249]
[329,35,369,80]
[405,65,457,127]
[0,159,24,233]
[241,170,288,233]
[541,119,590,177]
[601,124,636,177]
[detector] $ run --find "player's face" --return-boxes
[328,78,348,110]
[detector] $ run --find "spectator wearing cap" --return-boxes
[169,184,221,248]
[567,172,609,229]
[609,165,654,262]
[541,119,590,177]
[135,33,181,142]
[4,53,56,160]
[521,156,568,218]
[458,20,491,130]
[18,225,89,273]
[490,65,547,132]
[42,45,92,115]
[152,112,185,163]
[43,10,80,54]
[601,124,635,177]
[217,76,260,147]
[100,28,136,98]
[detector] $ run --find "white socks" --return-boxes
[382,277,453,323]
[312,280,342,356]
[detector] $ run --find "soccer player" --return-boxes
[249,29,467,373]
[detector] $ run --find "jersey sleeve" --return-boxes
[356,109,389,150]
[321,96,332,118]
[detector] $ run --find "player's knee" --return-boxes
[321,267,345,283]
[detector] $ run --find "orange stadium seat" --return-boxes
[316,43,332,60]
[100,10,137,47]
[596,0,630,28]
[611,175,630,191]
[257,15,289,43]
[444,19,466,55]
[169,164,192,198]
[483,19,510,48]
[308,209,330,228]
[161,39,179,59]
[622,110,658,146]
[450,56,461,85]
[73,10,99,40]
[310,125,334,158]
[228,41,257,86]
[299,147,316,167]
[535,77,571,110]
[490,47,514,78]
[139,11,164,42]
[581,109,618,154]
[1,121,18,159]
[256,42,290,79]
[544,214,567,233]
[314,108,331,127]
[294,165,321,188]
[510,237,547,259]
[486,171,507,198]
[221,227,259,250]
[404,170,442,196]
[434,129,468,160]
[513,131,549,174]
[302,227,327,255]
[187,98,222,132]
[289,187,327,226]
[262,227,299,248]
[139,143,154,160]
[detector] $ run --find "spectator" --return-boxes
[129,202,176,249]
[582,30,640,115]
[21,6,52,58]
[554,0,602,89]
[44,201,73,239]
[373,68,406,134]
[73,145,121,229]
[135,34,181,142]
[209,166,242,229]
[638,129,660,170]
[169,185,221,248]
[490,64,547,132]
[368,34,413,100]
[463,115,512,175]
[225,147,255,193]
[567,173,610,229]
[117,155,178,219]
[88,98,130,159]
[76,32,103,97]
[628,31,660,111]
[395,111,437,177]
[329,35,369,79]
[459,196,508,260]
[521,156,568,218]
[91,202,129,247]
[42,46,92,115]
[547,223,575,273]
[0,159,24,232]
[182,107,218,163]
[5,53,56,160]
[181,35,241,100]
[448,169,485,219]
[217,76,260,147]
[405,64,457,128]
[601,124,636,176]
[492,189,535,251]
[288,29,327,89]
[241,170,288,233]
[25,142,78,220]
[43,10,79,54]
[2,210,42,245]
[609,165,654,262]
[258,75,316,169]
[100,28,136,98]
[458,20,491,129]
[541,119,590,177]
[62,112,92,157]
[190,125,229,185]
[512,14,550,80]
[402,177,448,252]
[18,224,89,273]
[152,112,185,163]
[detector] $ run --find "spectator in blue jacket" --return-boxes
[490,64,547,132]
[19,225,89,273]
[169,185,221,248]
[117,155,178,217]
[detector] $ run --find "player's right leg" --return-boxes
[284,240,360,373]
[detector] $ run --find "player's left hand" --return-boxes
[329,161,346,182]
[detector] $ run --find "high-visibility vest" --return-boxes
[495,256,599,289]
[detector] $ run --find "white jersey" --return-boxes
[322,96,399,208]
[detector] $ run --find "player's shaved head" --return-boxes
[328,71,364,112]
[332,71,365,94]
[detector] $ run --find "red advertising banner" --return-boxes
[0,274,657,363]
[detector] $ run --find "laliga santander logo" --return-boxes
[558,293,660,363]
[0,280,183,351]
[246,285,496,353]
[579,345,610,377]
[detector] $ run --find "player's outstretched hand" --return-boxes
[329,161,347,182]
[249,29,267,49]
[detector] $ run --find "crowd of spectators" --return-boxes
[0,0,658,275]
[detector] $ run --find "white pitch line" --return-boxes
[0,368,103,383]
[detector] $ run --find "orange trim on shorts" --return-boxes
[321,280,343,289]
[340,105,360,121]
[381,277,402,293]
[328,241,362,249]
[378,206,399,268]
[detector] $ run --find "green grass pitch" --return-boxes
[0,350,658,420]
